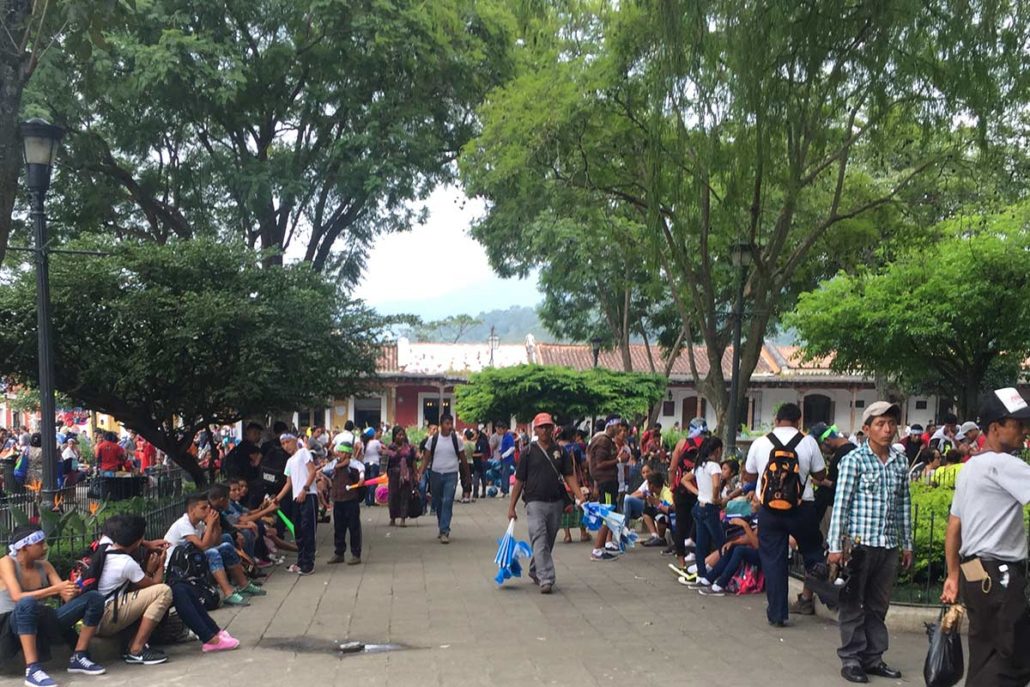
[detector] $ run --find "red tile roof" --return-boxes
[535,343,777,379]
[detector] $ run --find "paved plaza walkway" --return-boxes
[44,497,938,687]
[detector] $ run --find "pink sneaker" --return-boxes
[202,633,240,653]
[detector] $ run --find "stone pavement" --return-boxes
[41,496,942,687]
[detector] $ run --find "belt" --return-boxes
[961,554,1027,566]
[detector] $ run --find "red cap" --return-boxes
[533,412,555,427]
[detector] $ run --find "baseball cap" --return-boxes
[808,422,841,444]
[978,387,1030,428]
[956,421,979,441]
[862,401,901,426]
[533,412,555,427]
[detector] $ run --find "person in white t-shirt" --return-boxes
[743,402,827,627]
[420,415,464,544]
[362,428,383,507]
[93,515,172,666]
[681,438,726,585]
[275,434,318,574]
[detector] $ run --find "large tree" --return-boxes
[460,0,1028,441]
[787,204,1030,418]
[18,0,514,281]
[0,238,385,484]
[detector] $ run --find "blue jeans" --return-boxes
[429,470,458,535]
[204,535,241,573]
[758,503,824,624]
[364,464,380,506]
[706,545,761,588]
[12,590,104,635]
[623,495,645,521]
[692,502,725,578]
[170,582,220,644]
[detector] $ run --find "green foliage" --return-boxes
[460,0,1030,437]
[0,237,387,482]
[397,306,555,344]
[9,387,72,413]
[454,364,666,424]
[788,204,1030,417]
[23,0,516,282]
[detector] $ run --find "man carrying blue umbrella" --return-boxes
[507,413,584,594]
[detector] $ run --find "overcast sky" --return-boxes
[352,185,541,319]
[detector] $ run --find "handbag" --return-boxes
[924,605,964,687]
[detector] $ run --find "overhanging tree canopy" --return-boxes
[0,238,386,483]
[454,365,667,425]
[787,204,1030,418]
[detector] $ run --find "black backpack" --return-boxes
[759,432,806,511]
[166,543,220,610]
[69,541,131,594]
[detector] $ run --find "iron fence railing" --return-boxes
[790,507,1030,606]
[0,468,189,575]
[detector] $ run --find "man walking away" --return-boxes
[941,387,1030,687]
[422,415,463,544]
[743,403,826,627]
[587,416,622,561]
[507,413,583,594]
[827,402,912,684]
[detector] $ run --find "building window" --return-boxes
[853,399,865,409]
[662,401,675,417]
[353,397,383,429]
[915,400,928,410]
[422,397,452,426]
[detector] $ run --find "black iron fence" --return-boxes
[0,467,189,575]
[790,505,1030,606]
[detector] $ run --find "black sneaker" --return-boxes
[123,646,168,666]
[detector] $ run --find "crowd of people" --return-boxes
[0,388,1027,686]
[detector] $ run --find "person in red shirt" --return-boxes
[137,436,157,471]
[95,432,131,473]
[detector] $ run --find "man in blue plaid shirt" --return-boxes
[827,401,913,684]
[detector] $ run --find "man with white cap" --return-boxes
[827,401,912,684]
[941,387,1030,687]
[955,420,982,457]
[507,413,583,593]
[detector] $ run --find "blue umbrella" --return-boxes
[580,502,639,552]
[494,518,532,585]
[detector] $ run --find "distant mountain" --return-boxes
[398,305,562,344]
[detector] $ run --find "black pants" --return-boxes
[758,503,824,624]
[473,459,487,497]
[673,487,697,558]
[837,546,898,668]
[294,496,317,573]
[170,582,220,644]
[333,500,362,558]
[963,558,1030,687]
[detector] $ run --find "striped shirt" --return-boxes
[827,442,912,553]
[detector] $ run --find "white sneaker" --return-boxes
[687,564,698,575]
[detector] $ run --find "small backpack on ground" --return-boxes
[735,563,765,595]
[166,542,220,610]
[759,432,805,511]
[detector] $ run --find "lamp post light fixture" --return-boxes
[726,241,753,457]
[590,337,602,368]
[21,118,64,501]
[488,325,500,367]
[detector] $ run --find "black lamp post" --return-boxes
[591,337,602,368]
[726,241,752,457]
[20,118,64,501]
[488,326,499,367]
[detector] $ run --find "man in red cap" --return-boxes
[507,413,584,594]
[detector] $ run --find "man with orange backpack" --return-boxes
[743,403,826,628]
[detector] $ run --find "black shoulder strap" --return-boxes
[451,431,460,456]
[784,432,804,452]
[429,434,438,458]
[767,432,784,450]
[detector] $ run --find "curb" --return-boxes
[788,577,958,635]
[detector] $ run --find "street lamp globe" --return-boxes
[730,241,753,268]
[20,118,64,193]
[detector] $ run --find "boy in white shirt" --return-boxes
[275,434,318,575]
